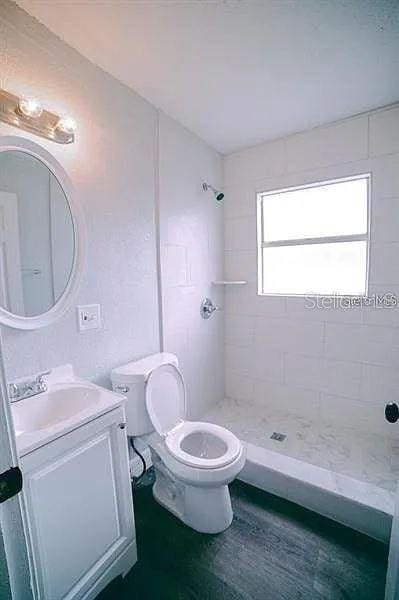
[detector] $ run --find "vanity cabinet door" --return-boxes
[20,407,136,600]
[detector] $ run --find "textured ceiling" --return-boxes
[16,0,399,154]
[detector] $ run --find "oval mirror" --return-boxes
[0,137,83,329]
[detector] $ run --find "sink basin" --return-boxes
[11,377,125,456]
[12,384,106,434]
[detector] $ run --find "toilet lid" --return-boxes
[145,364,187,436]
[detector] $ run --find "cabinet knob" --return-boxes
[385,403,399,424]
[119,423,126,430]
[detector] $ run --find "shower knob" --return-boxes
[385,402,399,423]
[200,298,221,319]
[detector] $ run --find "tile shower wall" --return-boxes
[158,113,224,417]
[223,105,399,436]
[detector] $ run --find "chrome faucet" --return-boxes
[8,371,49,402]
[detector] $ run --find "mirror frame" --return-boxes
[0,136,85,329]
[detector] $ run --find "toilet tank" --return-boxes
[111,352,179,436]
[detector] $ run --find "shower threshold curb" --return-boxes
[239,441,393,543]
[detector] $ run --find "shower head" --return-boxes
[202,182,224,202]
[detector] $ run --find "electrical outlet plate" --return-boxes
[77,304,102,332]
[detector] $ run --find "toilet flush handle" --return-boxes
[115,385,129,394]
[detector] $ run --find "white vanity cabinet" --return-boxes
[20,406,137,600]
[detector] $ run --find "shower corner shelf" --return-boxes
[211,280,248,286]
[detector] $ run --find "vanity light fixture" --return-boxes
[0,88,76,144]
[56,116,77,135]
[18,97,43,119]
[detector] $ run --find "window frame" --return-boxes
[256,173,371,298]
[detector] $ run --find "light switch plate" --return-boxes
[77,304,102,332]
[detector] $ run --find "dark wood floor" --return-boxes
[99,470,388,599]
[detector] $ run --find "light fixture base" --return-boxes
[0,89,75,144]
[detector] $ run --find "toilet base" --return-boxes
[152,460,233,534]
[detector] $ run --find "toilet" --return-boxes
[111,353,246,533]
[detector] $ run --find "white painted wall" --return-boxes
[0,1,160,387]
[223,105,399,436]
[158,113,224,417]
[0,2,224,420]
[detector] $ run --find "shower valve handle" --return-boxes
[200,298,221,319]
[385,402,399,423]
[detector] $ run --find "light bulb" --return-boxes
[56,116,77,134]
[18,97,43,118]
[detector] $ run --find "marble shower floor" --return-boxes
[202,397,398,494]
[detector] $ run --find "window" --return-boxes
[257,175,370,296]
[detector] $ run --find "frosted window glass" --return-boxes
[262,178,368,242]
[262,241,367,296]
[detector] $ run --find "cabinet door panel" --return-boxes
[21,407,135,600]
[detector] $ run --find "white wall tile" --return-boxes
[159,113,224,416]
[254,317,324,356]
[186,242,210,286]
[319,394,377,431]
[165,213,208,250]
[225,370,254,403]
[369,106,399,157]
[319,393,394,437]
[369,242,399,285]
[224,105,399,438]
[250,347,284,384]
[325,323,399,366]
[286,296,363,324]
[162,244,187,287]
[372,153,399,197]
[285,354,361,400]
[363,285,399,327]
[253,379,320,419]
[225,344,254,376]
[163,286,197,341]
[164,327,189,360]
[371,197,399,242]
[253,158,372,199]
[225,216,257,251]
[285,117,368,173]
[224,185,256,219]
[225,250,257,283]
[224,139,285,186]
[225,314,255,347]
[225,342,283,385]
[225,284,287,318]
[360,363,399,405]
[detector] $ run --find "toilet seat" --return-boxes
[165,421,241,469]
[145,363,186,436]
[145,364,241,470]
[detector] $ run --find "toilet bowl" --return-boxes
[111,353,245,533]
